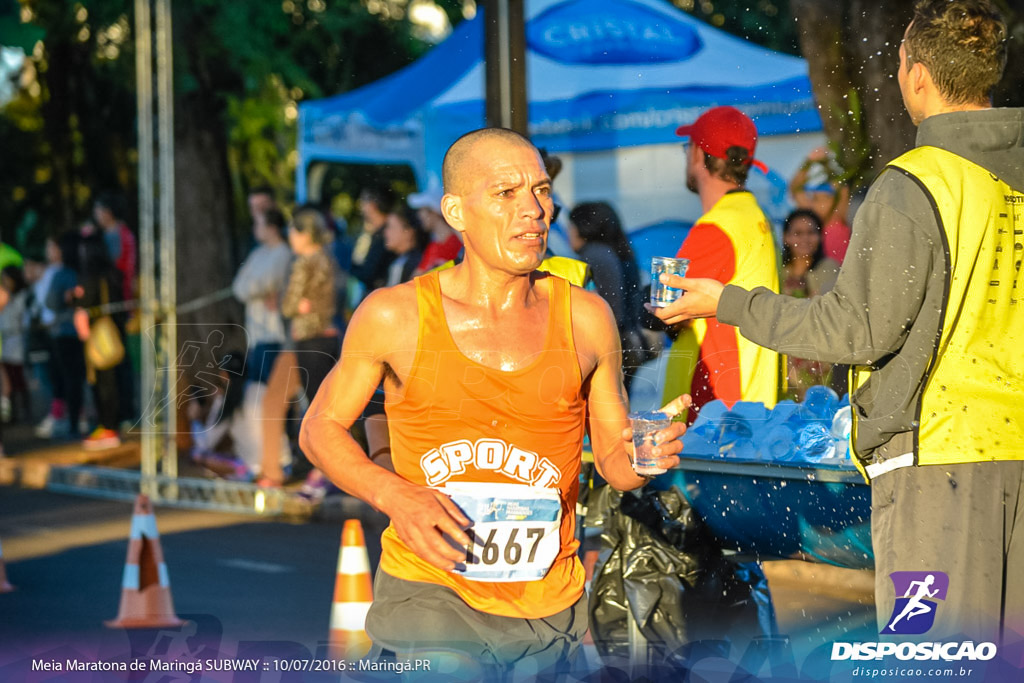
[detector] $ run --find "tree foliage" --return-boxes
[3,0,1020,252]
[672,0,1023,187]
[0,0,463,250]
[670,0,799,55]
[790,0,1022,187]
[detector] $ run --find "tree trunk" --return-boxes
[40,41,76,232]
[993,10,1024,108]
[790,0,856,151]
[843,0,917,170]
[173,97,246,357]
[791,0,917,184]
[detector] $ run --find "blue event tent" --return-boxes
[297,0,822,227]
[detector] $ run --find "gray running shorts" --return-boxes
[364,569,588,680]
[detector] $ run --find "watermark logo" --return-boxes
[832,570,997,664]
[881,571,949,635]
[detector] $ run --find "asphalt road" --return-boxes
[0,486,391,671]
[0,484,881,682]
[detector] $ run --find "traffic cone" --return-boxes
[0,536,14,593]
[105,494,185,629]
[328,519,374,659]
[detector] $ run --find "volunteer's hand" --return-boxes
[380,480,473,572]
[620,394,691,471]
[646,275,724,325]
[297,298,312,315]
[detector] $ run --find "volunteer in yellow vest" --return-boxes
[651,0,1023,647]
[664,105,779,422]
[300,127,689,678]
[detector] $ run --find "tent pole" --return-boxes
[484,0,527,134]
[155,0,177,488]
[135,0,157,498]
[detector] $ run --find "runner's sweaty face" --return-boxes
[454,140,553,274]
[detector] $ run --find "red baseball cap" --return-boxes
[675,106,768,174]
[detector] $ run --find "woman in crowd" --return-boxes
[408,187,462,274]
[0,266,30,423]
[382,205,428,286]
[788,147,852,264]
[350,185,396,295]
[259,206,340,499]
[568,201,647,391]
[780,209,842,399]
[74,231,124,449]
[44,232,86,439]
[781,209,840,300]
[351,205,429,477]
[26,243,62,437]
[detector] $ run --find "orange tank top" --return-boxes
[378,271,587,619]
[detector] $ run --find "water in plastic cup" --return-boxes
[649,257,690,307]
[629,410,673,475]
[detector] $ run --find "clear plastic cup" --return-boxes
[628,410,673,476]
[649,257,690,307]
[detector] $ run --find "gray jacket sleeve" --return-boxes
[718,171,940,365]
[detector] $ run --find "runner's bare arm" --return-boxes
[299,286,471,572]
[571,288,686,489]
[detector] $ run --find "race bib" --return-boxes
[441,482,562,582]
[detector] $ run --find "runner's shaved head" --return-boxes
[443,128,540,195]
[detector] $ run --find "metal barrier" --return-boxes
[46,465,288,516]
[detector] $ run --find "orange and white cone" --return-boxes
[0,536,14,593]
[105,494,185,629]
[328,519,374,660]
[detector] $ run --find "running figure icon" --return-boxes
[888,574,940,631]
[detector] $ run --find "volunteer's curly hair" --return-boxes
[904,0,1006,106]
[704,145,752,186]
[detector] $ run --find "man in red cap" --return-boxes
[663,105,780,422]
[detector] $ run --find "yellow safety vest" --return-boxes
[537,255,592,288]
[852,146,1024,469]
[433,255,592,288]
[662,192,781,414]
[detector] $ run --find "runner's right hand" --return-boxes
[381,481,472,572]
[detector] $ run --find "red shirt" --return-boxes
[823,218,850,264]
[676,222,740,419]
[112,223,137,301]
[417,233,462,272]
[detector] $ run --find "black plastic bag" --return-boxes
[587,485,777,669]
